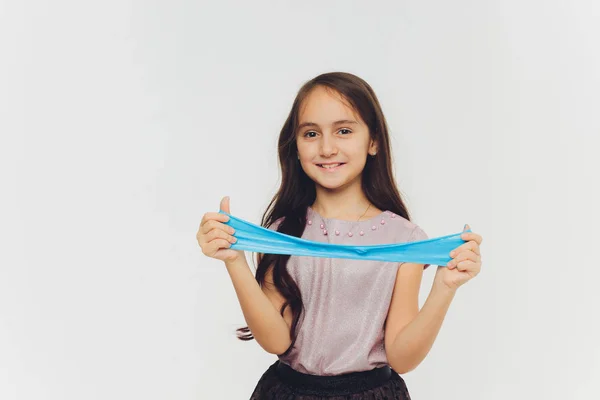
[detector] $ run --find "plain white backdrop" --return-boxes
[1,0,599,399]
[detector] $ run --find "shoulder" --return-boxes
[384,211,428,243]
[267,216,285,231]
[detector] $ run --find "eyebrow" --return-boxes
[297,119,359,130]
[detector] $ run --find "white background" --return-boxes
[1,0,599,399]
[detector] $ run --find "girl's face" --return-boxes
[296,86,377,192]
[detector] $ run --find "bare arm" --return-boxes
[198,198,293,355]
[225,256,292,355]
[384,227,483,373]
[385,263,456,374]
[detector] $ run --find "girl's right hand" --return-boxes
[196,196,242,263]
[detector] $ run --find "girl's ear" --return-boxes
[369,140,378,156]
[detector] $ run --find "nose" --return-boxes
[319,133,338,157]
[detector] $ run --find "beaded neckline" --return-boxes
[306,206,397,237]
[307,206,387,224]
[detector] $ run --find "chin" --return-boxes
[317,182,347,191]
[311,174,360,191]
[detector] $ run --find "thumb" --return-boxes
[220,196,231,214]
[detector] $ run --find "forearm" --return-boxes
[387,282,456,373]
[225,257,292,354]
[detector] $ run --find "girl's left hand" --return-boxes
[435,224,483,290]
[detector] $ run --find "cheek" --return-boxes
[296,140,312,158]
[342,136,370,157]
[299,146,324,165]
[345,145,370,163]
[296,148,315,169]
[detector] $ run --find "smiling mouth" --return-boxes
[316,163,345,169]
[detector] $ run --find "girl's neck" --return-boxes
[311,186,380,221]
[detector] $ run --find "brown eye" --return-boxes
[304,131,317,138]
[339,129,351,135]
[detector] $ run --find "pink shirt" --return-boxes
[268,206,429,376]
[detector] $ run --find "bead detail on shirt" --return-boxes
[307,209,392,237]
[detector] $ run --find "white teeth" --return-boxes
[320,163,341,169]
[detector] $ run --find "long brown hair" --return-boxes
[236,72,412,355]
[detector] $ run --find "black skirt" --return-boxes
[250,360,412,399]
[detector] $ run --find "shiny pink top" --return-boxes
[268,206,429,376]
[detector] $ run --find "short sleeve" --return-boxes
[408,225,431,269]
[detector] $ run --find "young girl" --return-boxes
[197,72,483,399]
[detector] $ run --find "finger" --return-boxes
[456,260,480,273]
[200,212,230,228]
[467,241,480,256]
[450,241,480,257]
[461,231,482,245]
[204,239,232,256]
[207,229,237,244]
[454,250,480,263]
[220,196,231,214]
[201,219,236,235]
[447,251,480,268]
